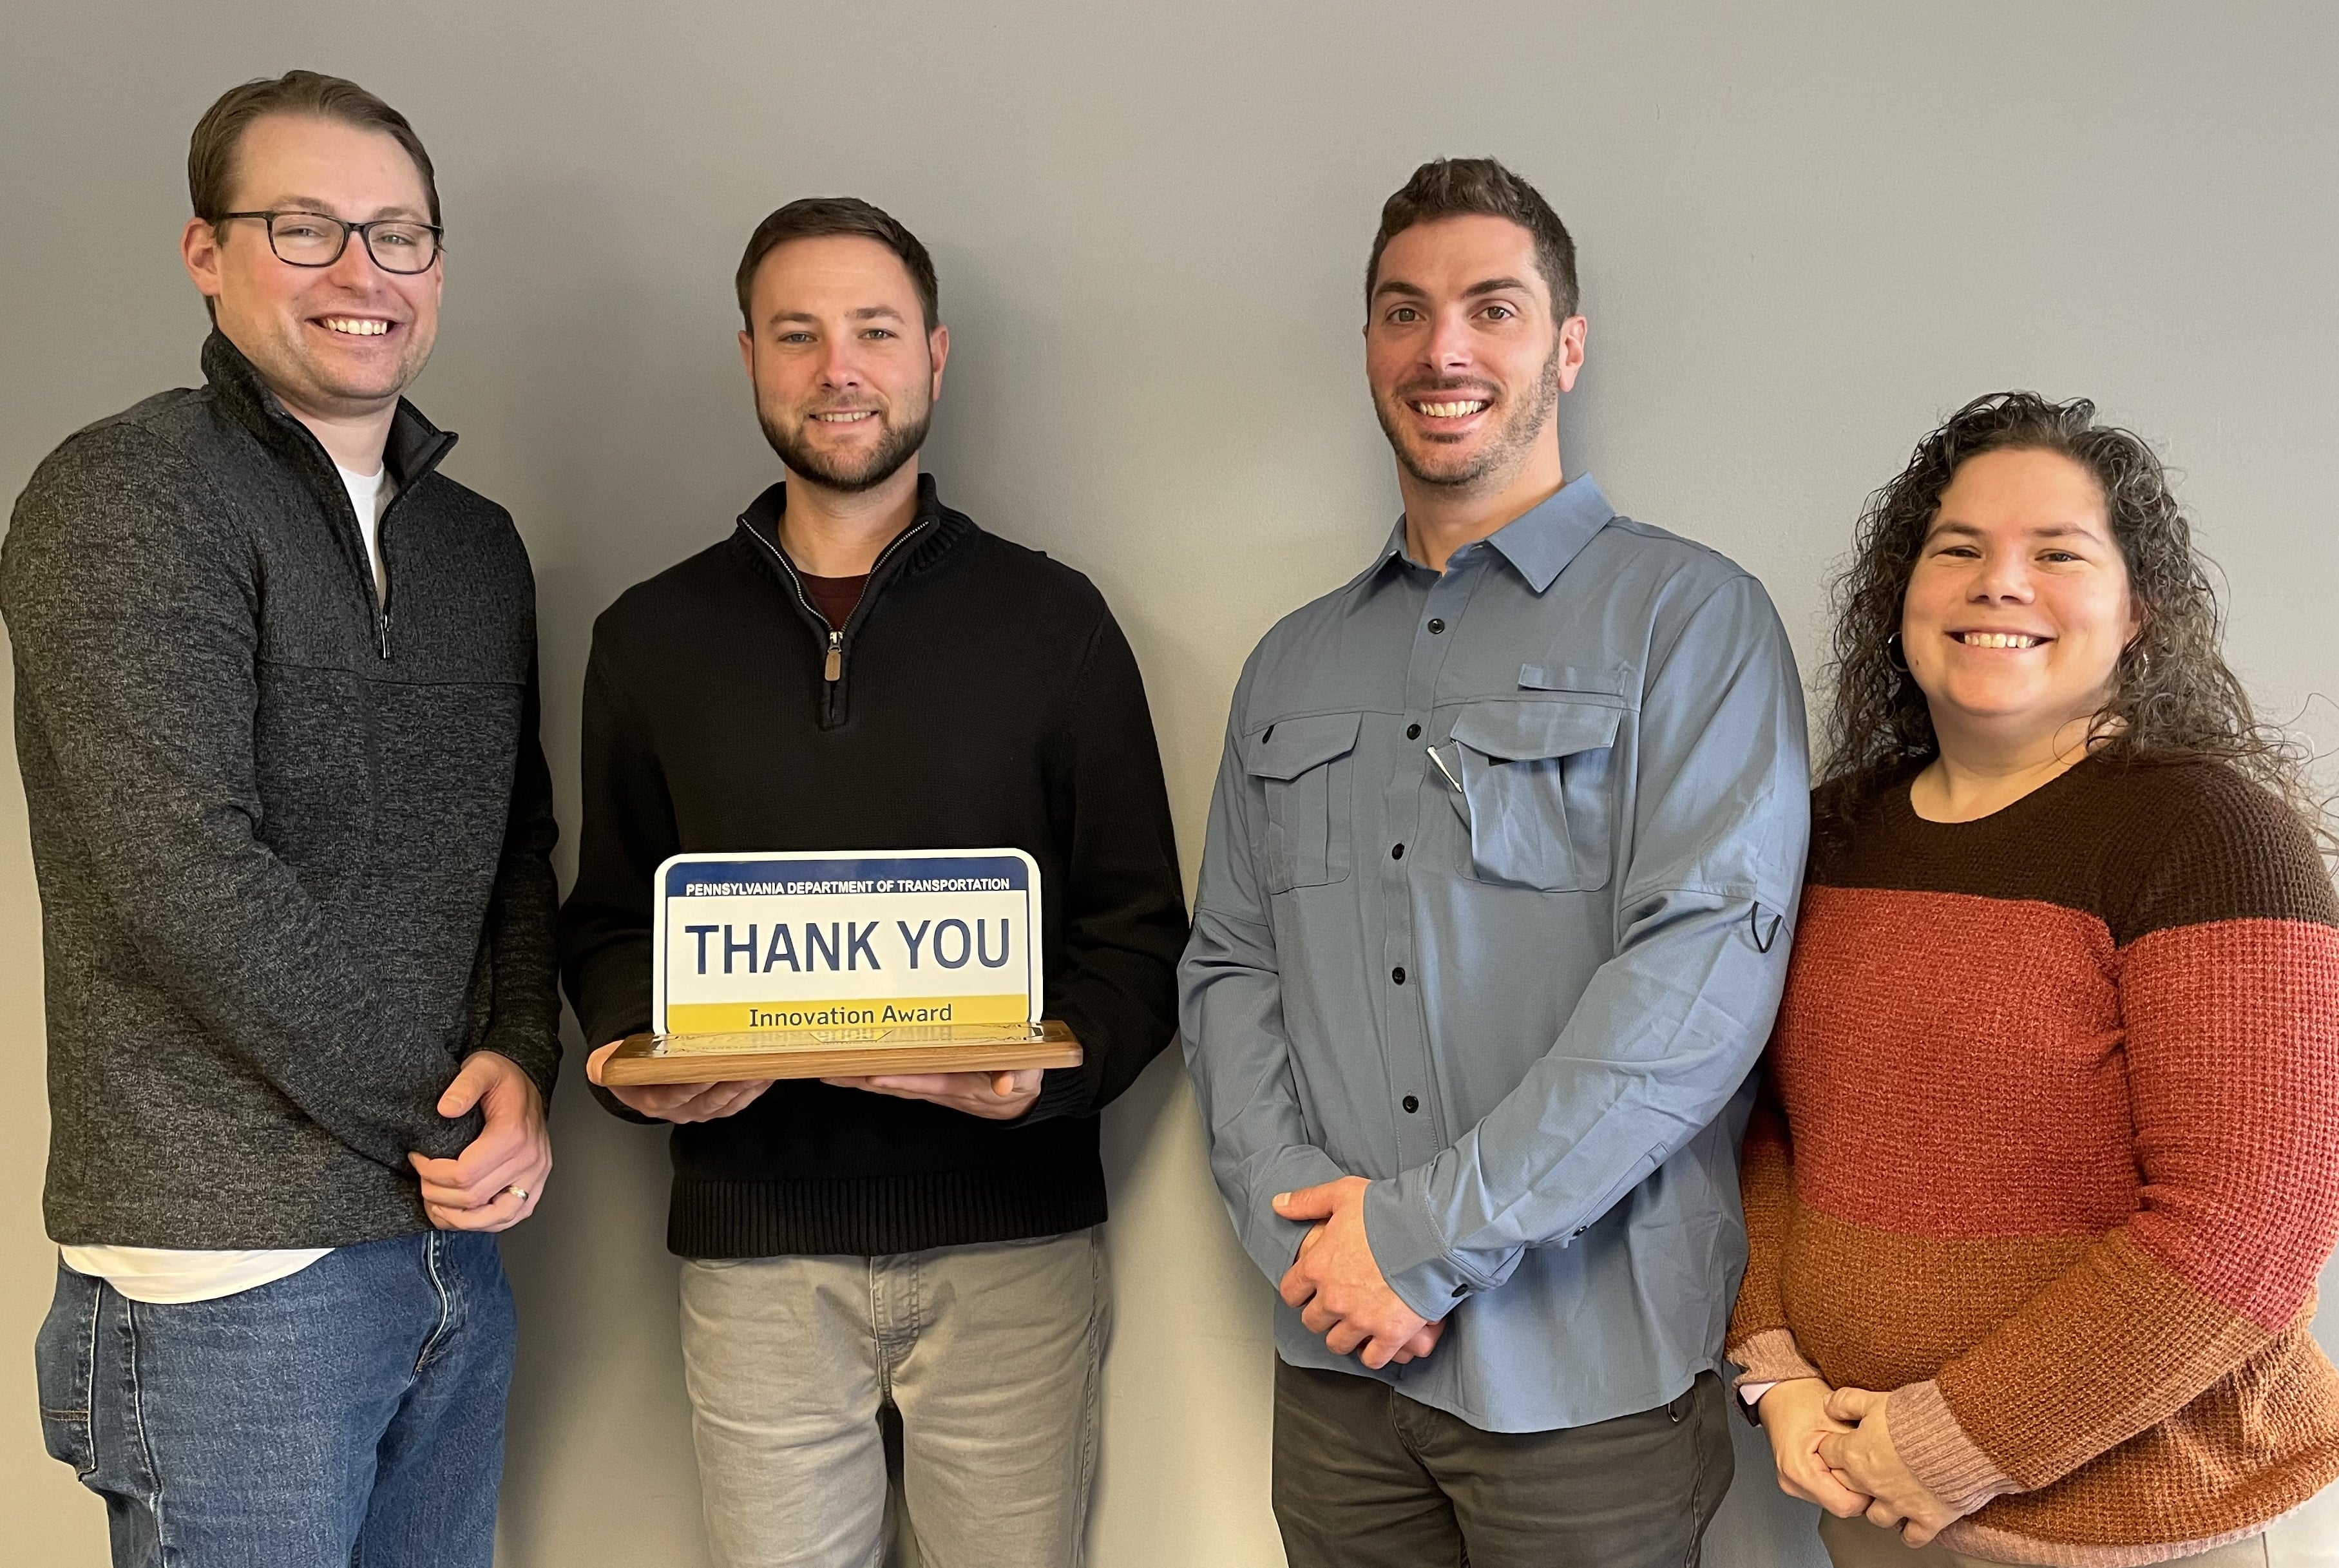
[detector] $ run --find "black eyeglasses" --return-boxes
[220,210,443,274]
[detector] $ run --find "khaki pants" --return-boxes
[1817,1513,2269,1567]
[679,1230,1109,1568]
[1271,1360,1734,1568]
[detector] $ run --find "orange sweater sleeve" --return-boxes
[1728,1063,1824,1389]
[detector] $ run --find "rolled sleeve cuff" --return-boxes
[1020,1062,1093,1125]
[1242,1146,1351,1284]
[1361,1176,1517,1321]
[1726,1330,1826,1426]
[1887,1379,2019,1518]
[1728,1328,1824,1389]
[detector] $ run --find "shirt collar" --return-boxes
[1371,473,1616,593]
[200,328,456,492]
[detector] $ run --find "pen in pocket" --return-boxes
[1427,744,1463,792]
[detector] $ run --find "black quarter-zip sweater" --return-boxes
[557,475,1188,1258]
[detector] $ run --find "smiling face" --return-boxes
[737,234,948,495]
[1901,447,2143,751]
[180,113,441,422]
[1365,213,1585,493]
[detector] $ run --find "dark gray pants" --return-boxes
[1271,1361,1732,1568]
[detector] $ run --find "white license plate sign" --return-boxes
[652,849,1042,1038]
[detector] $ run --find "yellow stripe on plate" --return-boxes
[664,995,1031,1035]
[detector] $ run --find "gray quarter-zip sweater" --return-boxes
[2,332,560,1249]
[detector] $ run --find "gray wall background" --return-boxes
[4,3,2336,1563]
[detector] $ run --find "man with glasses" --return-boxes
[6,71,557,1567]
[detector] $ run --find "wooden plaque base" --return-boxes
[599,1018,1082,1085]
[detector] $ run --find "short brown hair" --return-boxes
[189,71,440,227]
[735,197,939,332]
[1367,158,1578,318]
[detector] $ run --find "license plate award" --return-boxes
[597,849,1082,1085]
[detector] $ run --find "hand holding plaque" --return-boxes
[596,850,1082,1086]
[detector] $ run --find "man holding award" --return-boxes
[557,196,1187,1568]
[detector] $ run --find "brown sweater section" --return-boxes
[1730,759,2339,1564]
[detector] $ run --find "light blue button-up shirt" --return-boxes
[1179,476,1809,1432]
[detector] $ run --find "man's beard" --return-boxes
[263,312,434,416]
[759,402,933,494]
[1375,338,1562,492]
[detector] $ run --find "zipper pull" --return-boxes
[824,630,843,682]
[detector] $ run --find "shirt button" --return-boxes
[1391,843,1405,859]
[1262,724,1274,742]
[1427,618,1446,635]
[1391,966,1406,984]
[1402,1095,1419,1113]
[1572,1225,1589,1238]
[1405,722,1422,740]
[1451,1283,1469,1298]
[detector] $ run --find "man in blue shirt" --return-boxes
[1179,158,1810,1566]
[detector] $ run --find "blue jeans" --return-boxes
[34,1230,515,1568]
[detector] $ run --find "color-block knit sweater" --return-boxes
[1728,758,2339,1566]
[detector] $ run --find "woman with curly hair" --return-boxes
[1728,392,2339,1565]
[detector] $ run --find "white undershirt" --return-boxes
[57,462,398,1305]
[57,1244,336,1304]
[336,459,393,602]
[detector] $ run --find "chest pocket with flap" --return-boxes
[1447,698,1621,891]
[1244,712,1362,892]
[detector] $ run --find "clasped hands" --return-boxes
[584,1040,1041,1123]
[1757,1378,1960,1545]
[1272,1176,1446,1369]
[406,1049,551,1233]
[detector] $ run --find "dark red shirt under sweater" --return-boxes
[798,570,866,631]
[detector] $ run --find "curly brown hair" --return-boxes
[1817,390,2323,841]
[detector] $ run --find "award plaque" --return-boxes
[597,848,1083,1085]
